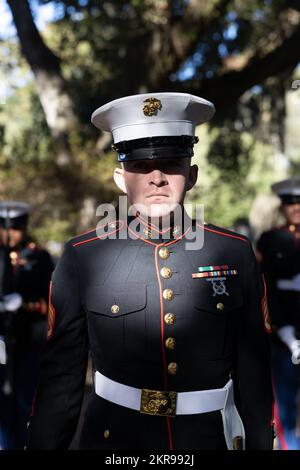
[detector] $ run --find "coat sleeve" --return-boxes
[27,242,89,449]
[236,240,274,449]
[37,249,55,302]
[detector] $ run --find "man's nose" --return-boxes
[149,169,167,186]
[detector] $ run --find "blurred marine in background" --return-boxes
[256,178,300,450]
[0,202,54,449]
[0,239,15,449]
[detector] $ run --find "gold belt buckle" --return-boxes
[140,389,177,417]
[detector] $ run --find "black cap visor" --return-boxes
[280,195,300,205]
[0,215,28,230]
[114,135,197,162]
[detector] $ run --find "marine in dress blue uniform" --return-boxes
[257,178,300,449]
[0,202,54,449]
[0,242,15,449]
[27,93,273,450]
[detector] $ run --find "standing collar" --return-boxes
[126,208,194,244]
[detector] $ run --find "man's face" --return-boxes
[281,203,300,225]
[115,157,198,218]
[0,227,25,248]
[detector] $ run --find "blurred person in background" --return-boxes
[0,239,15,449]
[0,202,54,449]
[256,178,300,450]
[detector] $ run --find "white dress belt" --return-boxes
[94,370,246,449]
[95,370,227,415]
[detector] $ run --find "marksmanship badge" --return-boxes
[206,277,229,296]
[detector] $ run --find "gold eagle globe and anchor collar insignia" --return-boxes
[140,388,177,417]
[143,97,162,116]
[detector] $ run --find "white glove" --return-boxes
[0,293,22,312]
[0,336,6,365]
[277,325,300,364]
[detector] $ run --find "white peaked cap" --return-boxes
[91,92,215,143]
[0,201,30,219]
[271,177,300,196]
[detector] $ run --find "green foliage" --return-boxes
[186,125,282,228]
[1,0,299,246]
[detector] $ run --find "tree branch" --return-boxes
[184,25,300,112]
[143,0,231,89]
[6,0,61,74]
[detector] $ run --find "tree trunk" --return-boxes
[6,0,78,168]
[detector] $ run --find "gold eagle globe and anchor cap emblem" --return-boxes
[143,97,162,116]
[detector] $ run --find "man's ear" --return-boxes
[186,164,198,191]
[114,167,127,194]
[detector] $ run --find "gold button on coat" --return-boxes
[104,430,110,438]
[165,337,176,350]
[163,288,174,301]
[160,266,172,279]
[164,313,176,325]
[217,302,224,311]
[168,362,178,375]
[159,247,170,259]
[111,304,120,314]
